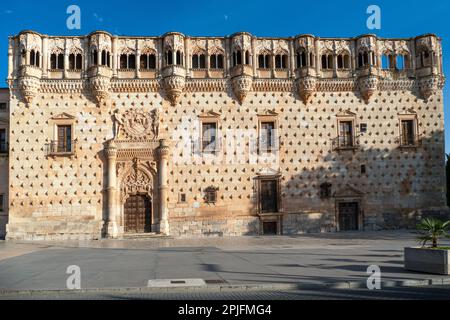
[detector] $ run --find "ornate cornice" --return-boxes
[10,76,445,102]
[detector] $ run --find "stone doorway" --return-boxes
[124,194,152,233]
[338,202,359,231]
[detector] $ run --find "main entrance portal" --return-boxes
[124,195,152,233]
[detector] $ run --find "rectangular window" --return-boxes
[339,121,354,147]
[361,164,366,174]
[260,121,275,152]
[204,187,217,203]
[0,194,3,212]
[360,123,367,133]
[401,120,416,146]
[179,193,186,203]
[0,103,7,111]
[201,122,217,153]
[0,128,6,153]
[57,125,72,153]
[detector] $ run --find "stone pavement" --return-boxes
[0,231,449,291]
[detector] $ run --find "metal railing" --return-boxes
[398,134,421,147]
[45,140,77,156]
[331,135,360,150]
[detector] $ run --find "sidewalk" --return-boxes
[0,231,449,292]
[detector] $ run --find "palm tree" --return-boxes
[416,218,450,248]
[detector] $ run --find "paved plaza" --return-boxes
[0,231,449,293]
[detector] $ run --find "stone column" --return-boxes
[105,140,118,238]
[157,139,170,235]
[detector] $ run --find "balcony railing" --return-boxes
[331,135,360,151]
[397,134,421,148]
[191,138,222,155]
[45,140,77,156]
[0,142,8,155]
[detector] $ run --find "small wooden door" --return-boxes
[124,195,152,233]
[338,202,359,231]
[260,180,278,213]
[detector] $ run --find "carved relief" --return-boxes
[296,76,317,104]
[358,75,379,103]
[163,74,186,106]
[90,75,110,104]
[114,108,160,141]
[120,158,155,203]
[232,75,253,104]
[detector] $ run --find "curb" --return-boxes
[0,277,449,296]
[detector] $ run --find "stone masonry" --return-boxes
[0,30,447,240]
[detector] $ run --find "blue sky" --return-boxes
[0,0,449,150]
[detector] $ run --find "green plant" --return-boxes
[415,218,450,248]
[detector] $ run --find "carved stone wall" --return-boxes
[2,31,447,239]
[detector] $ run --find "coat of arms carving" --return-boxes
[114,108,160,141]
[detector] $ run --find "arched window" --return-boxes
[381,53,395,69]
[321,52,333,70]
[396,53,410,70]
[101,50,111,67]
[91,50,98,65]
[176,50,183,66]
[50,53,64,70]
[258,53,270,69]
[296,50,307,68]
[337,53,350,70]
[140,53,156,70]
[358,51,371,68]
[166,50,173,65]
[210,54,224,69]
[30,50,40,67]
[416,48,432,68]
[310,52,315,67]
[192,53,206,69]
[245,51,250,65]
[233,50,242,66]
[119,53,136,69]
[275,54,287,69]
[69,53,83,70]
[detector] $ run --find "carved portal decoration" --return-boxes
[119,158,155,203]
[114,108,160,141]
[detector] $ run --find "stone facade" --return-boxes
[1,30,447,240]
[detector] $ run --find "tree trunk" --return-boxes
[432,238,437,248]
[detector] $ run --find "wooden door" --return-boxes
[260,180,278,213]
[124,195,152,233]
[338,202,359,231]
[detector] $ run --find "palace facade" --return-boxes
[0,30,447,240]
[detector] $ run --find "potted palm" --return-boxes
[404,218,450,275]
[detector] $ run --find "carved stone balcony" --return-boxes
[88,65,112,104]
[18,65,42,104]
[357,73,379,104]
[161,65,186,106]
[231,64,253,104]
[419,74,445,100]
[295,76,317,104]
